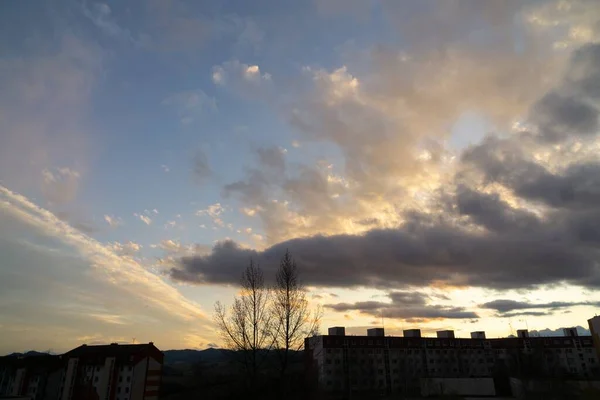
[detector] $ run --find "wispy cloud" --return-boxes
[134,213,152,225]
[82,2,137,44]
[0,184,206,322]
[212,60,272,89]
[104,215,122,228]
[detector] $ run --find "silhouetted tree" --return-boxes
[214,260,274,388]
[271,250,322,378]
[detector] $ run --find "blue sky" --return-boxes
[2,0,600,353]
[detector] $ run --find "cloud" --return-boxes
[162,89,217,125]
[104,215,122,228]
[82,2,137,44]
[171,193,598,290]
[161,164,170,173]
[256,146,287,172]
[480,299,600,313]
[185,15,600,291]
[196,203,225,219]
[212,60,272,93]
[0,34,101,198]
[107,241,142,257]
[134,213,152,225]
[140,0,213,53]
[0,185,210,352]
[501,311,552,318]
[209,1,600,252]
[326,291,478,321]
[41,167,81,204]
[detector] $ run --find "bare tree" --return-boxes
[214,259,274,384]
[272,250,322,377]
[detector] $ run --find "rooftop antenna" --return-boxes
[132,337,136,344]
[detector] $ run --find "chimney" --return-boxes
[470,331,486,339]
[403,329,421,338]
[436,330,455,339]
[517,329,529,338]
[367,328,385,337]
[328,327,346,336]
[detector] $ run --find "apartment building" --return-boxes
[59,342,163,400]
[305,324,599,396]
[0,342,163,400]
[0,354,63,399]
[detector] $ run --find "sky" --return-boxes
[1,0,600,354]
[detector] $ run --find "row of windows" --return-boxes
[324,338,592,348]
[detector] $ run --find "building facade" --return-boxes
[0,343,163,400]
[305,325,599,397]
[0,354,63,400]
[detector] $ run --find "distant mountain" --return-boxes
[529,325,591,337]
[162,348,304,367]
[5,351,53,358]
[163,348,232,365]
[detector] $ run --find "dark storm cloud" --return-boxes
[567,44,600,101]
[325,291,478,321]
[480,299,600,313]
[462,138,600,210]
[455,185,541,233]
[530,43,600,142]
[532,92,599,142]
[172,208,599,289]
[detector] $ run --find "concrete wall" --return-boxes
[420,377,496,397]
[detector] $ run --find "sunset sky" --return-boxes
[2,0,600,354]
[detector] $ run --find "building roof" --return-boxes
[63,343,163,363]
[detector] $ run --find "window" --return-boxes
[125,387,129,393]
[128,366,132,371]
[117,388,121,394]
[94,377,98,383]
[126,377,131,383]
[119,377,122,383]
